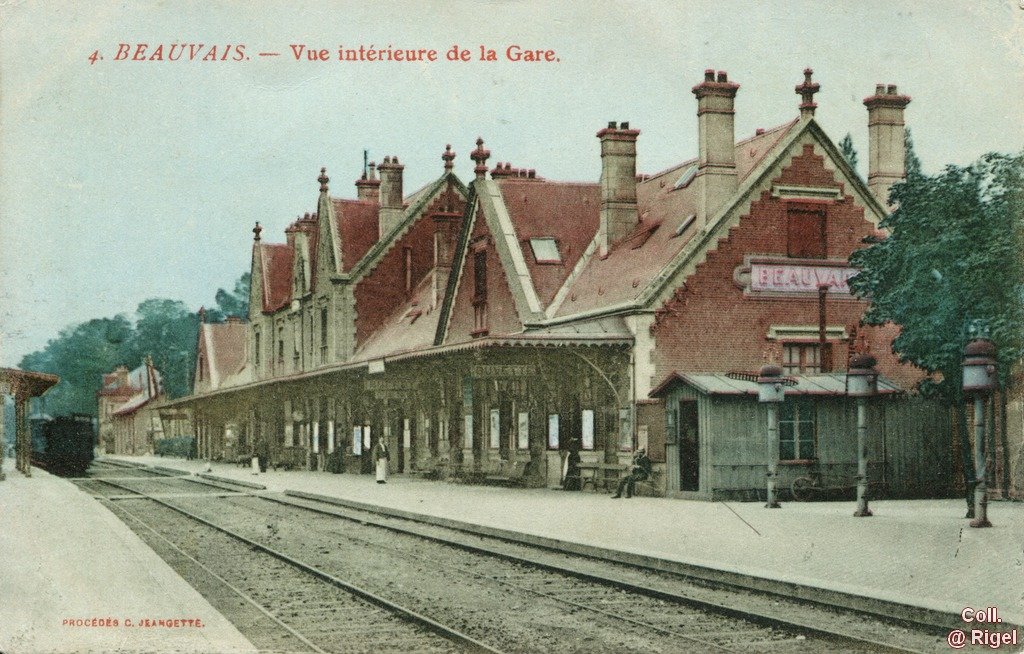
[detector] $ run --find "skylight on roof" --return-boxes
[529,237,561,263]
[674,215,696,237]
[675,164,698,189]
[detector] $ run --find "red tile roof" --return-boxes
[552,120,799,318]
[494,179,600,307]
[260,243,294,312]
[352,274,440,362]
[334,199,381,271]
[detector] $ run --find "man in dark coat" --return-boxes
[612,448,652,499]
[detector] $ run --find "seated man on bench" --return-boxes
[612,448,652,499]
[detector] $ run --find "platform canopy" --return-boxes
[1,367,59,398]
[1,367,60,479]
[649,371,904,399]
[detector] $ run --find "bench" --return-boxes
[484,459,528,487]
[272,446,309,471]
[578,463,629,492]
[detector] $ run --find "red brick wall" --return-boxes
[446,202,524,344]
[354,207,458,347]
[652,144,923,389]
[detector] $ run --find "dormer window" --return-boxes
[529,237,560,264]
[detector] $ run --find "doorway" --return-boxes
[678,400,699,491]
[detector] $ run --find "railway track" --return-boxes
[72,468,951,653]
[78,475,500,653]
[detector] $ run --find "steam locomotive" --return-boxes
[30,414,96,476]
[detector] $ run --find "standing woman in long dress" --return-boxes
[372,438,389,484]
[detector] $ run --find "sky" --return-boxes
[1,0,1022,367]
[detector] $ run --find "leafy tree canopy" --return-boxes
[849,148,1024,400]
[839,132,859,174]
[205,272,251,323]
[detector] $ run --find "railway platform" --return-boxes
[0,459,256,654]
[110,454,1023,628]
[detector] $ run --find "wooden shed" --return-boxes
[650,372,952,501]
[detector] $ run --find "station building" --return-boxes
[97,358,165,455]
[169,69,952,499]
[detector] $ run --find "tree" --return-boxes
[849,149,1024,506]
[205,272,251,323]
[18,316,136,415]
[839,133,859,174]
[125,299,200,399]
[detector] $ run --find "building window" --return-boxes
[782,343,821,374]
[197,356,205,381]
[254,330,261,368]
[787,205,826,258]
[529,237,560,263]
[308,311,314,361]
[779,399,816,461]
[277,327,285,370]
[472,250,488,336]
[320,307,328,364]
[403,246,413,294]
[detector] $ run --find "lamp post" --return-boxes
[758,363,786,508]
[963,338,997,528]
[847,353,879,517]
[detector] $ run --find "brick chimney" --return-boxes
[864,84,911,207]
[596,121,640,256]
[378,155,404,237]
[355,161,380,201]
[692,70,739,226]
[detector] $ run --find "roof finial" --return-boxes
[318,167,329,193]
[795,67,820,119]
[198,306,206,323]
[442,144,456,172]
[470,137,490,181]
[252,221,262,242]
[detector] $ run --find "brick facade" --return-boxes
[651,143,921,390]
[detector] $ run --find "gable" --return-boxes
[639,120,887,311]
[443,196,524,344]
[351,175,467,348]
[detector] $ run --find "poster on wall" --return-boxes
[581,409,595,450]
[1,2,1019,652]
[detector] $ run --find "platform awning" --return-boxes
[0,367,59,398]
[649,371,904,399]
